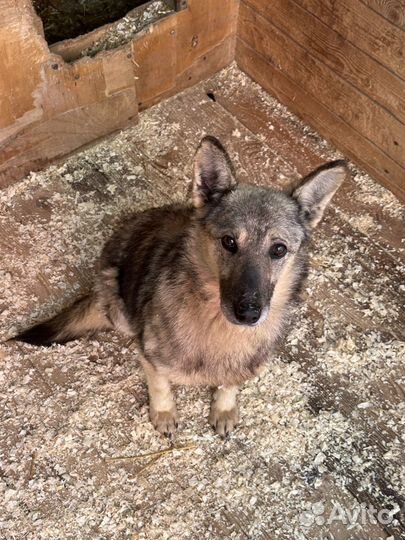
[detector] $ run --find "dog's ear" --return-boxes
[293,160,348,228]
[193,136,237,208]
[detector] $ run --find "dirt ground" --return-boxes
[0,65,404,540]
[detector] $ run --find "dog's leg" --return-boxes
[141,360,178,436]
[209,385,239,437]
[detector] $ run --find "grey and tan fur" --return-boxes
[16,137,347,437]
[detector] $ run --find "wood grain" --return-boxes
[361,0,405,30]
[294,0,405,80]
[0,0,48,131]
[236,39,405,202]
[0,0,239,187]
[238,2,405,168]
[132,0,238,110]
[0,90,137,187]
[236,14,405,200]
[132,16,178,109]
[245,0,405,126]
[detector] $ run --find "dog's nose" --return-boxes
[234,300,262,325]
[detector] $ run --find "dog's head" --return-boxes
[192,136,347,327]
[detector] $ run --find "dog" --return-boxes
[16,136,347,436]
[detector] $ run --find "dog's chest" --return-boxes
[149,305,274,386]
[167,338,269,387]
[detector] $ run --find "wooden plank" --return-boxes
[132,0,238,110]
[174,0,238,78]
[133,29,236,110]
[132,16,178,109]
[244,0,405,126]
[49,0,173,62]
[0,90,137,188]
[361,0,405,29]
[0,2,139,188]
[39,47,136,118]
[175,34,235,96]
[204,70,405,259]
[51,22,119,63]
[238,2,405,168]
[0,0,238,188]
[235,39,405,202]
[0,0,48,132]
[293,0,405,80]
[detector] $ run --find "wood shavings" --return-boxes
[0,65,404,540]
[81,1,173,57]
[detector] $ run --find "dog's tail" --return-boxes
[14,294,111,346]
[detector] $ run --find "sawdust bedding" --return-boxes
[81,1,173,57]
[0,66,404,539]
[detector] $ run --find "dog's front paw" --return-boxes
[209,405,239,437]
[150,407,178,437]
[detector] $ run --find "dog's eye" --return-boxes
[270,243,287,259]
[221,235,238,253]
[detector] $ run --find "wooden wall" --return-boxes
[131,0,238,110]
[0,0,238,188]
[236,0,405,201]
[2,0,404,199]
[0,0,138,188]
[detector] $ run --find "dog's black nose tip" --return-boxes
[234,300,262,325]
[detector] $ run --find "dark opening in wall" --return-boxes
[33,0,175,44]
